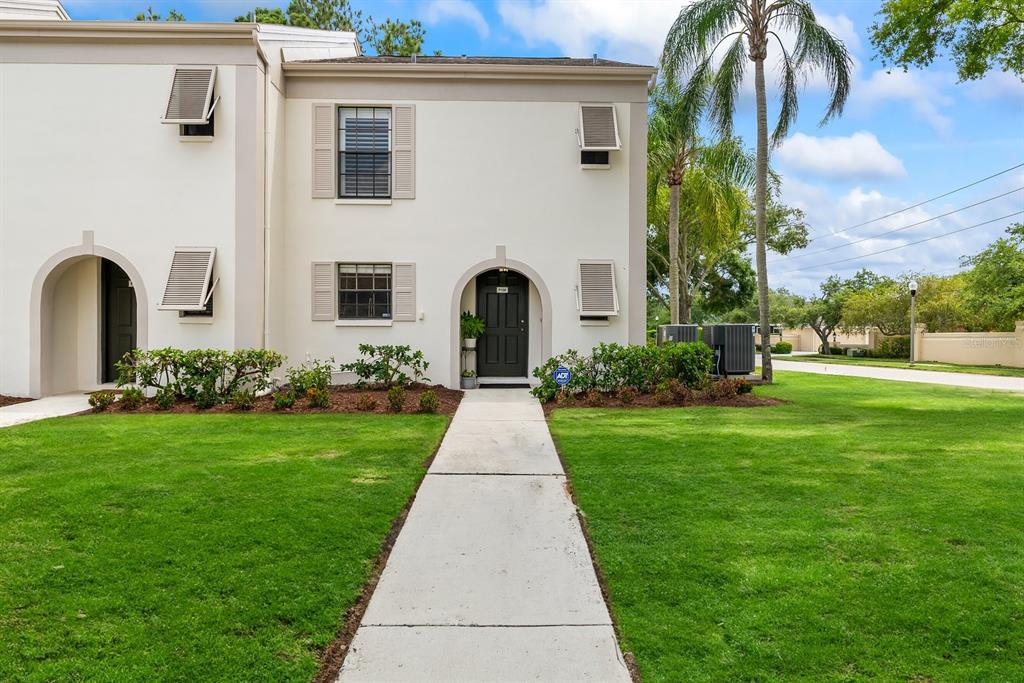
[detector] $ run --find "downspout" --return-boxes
[254,26,272,350]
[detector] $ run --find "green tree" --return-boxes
[135,6,184,21]
[235,7,288,24]
[367,18,427,56]
[791,271,877,353]
[662,0,852,382]
[961,223,1024,329]
[871,0,1024,81]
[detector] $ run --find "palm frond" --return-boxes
[783,0,853,124]
[707,35,748,140]
[769,31,800,147]
[661,0,745,86]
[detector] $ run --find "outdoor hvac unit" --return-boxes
[702,324,756,376]
[657,324,700,345]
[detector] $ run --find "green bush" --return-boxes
[872,335,911,359]
[230,390,255,411]
[88,390,116,412]
[306,387,330,409]
[119,387,145,411]
[356,395,378,412]
[387,385,406,412]
[194,385,219,410]
[286,357,334,395]
[154,385,176,411]
[773,341,793,354]
[829,346,846,355]
[272,390,295,411]
[460,312,486,340]
[417,389,440,414]
[116,347,285,404]
[341,345,429,388]
[530,342,713,403]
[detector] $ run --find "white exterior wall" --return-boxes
[0,61,241,395]
[280,97,642,385]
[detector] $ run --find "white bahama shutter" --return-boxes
[576,260,619,316]
[159,247,216,311]
[391,105,415,199]
[311,103,336,198]
[578,104,621,151]
[311,262,336,321]
[162,66,217,124]
[392,262,416,321]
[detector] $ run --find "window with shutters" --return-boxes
[578,104,620,151]
[576,260,619,319]
[338,263,392,319]
[158,247,216,312]
[162,66,218,139]
[338,107,391,199]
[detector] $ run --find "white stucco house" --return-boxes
[0,1,654,397]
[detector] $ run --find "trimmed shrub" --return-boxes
[584,389,605,407]
[873,335,911,359]
[194,386,219,410]
[387,385,406,413]
[286,357,334,395]
[829,346,846,355]
[418,389,440,414]
[119,387,145,411]
[231,390,256,411]
[341,345,430,388]
[154,385,176,411]
[653,381,673,405]
[704,378,741,401]
[615,386,637,404]
[272,390,296,411]
[736,379,754,394]
[773,341,793,354]
[306,387,330,409]
[356,395,378,412]
[88,390,116,412]
[667,379,695,403]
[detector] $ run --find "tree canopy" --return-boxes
[135,6,184,21]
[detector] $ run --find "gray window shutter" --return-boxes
[576,260,619,316]
[579,104,621,151]
[392,105,415,199]
[311,103,335,198]
[311,262,336,321]
[158,247,216,311]
[162,66,216,124]
[392,262,416,321]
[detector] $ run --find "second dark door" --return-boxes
[476,269,528,377]
[102,259,137,383]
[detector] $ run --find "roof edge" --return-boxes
[0,20,257,42]
[282,61,657,81]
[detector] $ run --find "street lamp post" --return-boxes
[908,280,918,365]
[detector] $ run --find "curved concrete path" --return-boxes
[337,389,630,682]
[0,393,91,428]
[770,360,1024,392]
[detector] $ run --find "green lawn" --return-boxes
[777,353,1024,378]
[550,373,1024,682]
[0,413,447,682]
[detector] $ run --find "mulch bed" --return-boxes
[541,390,784,415]
[0,395,33,408]
[90,384,463,416]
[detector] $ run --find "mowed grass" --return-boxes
[0,413,447,682]
[779,353,1024,378]
[549,373,1024,682]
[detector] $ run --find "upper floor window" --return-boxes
[339,107,391,199]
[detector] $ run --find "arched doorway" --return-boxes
[31,244,147,397]
[475,269,529,377]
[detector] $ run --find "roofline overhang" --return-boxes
[282,61,657,81]
[0,20,257,43]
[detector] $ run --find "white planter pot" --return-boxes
[463,338,477,349]
[461,377,478,390]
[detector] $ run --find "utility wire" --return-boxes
[776,211,1024,275]
[770,186,1024,263]
[808,162,1024,236]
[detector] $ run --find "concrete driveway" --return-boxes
[337,389,630,682]
[769,359,1024,392]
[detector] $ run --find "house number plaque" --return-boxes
[496,286,509,293]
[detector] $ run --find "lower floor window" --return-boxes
[338,263,392,319]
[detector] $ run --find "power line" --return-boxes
[776,211,1024,275]
[770,186,1024,264]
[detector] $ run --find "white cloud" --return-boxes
[776,132,906,180]
[965,70,1024,102]
[423,0,490,39]
[855,69,954,135]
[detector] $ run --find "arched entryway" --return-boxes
[450,256,552,388]
[30,243,147,397]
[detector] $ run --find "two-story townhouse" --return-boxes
[0,2,654,397]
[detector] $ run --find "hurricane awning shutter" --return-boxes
[162,66,217,124]
[579,104,620,150]
[576,260,619,316]
[159,247,216,311]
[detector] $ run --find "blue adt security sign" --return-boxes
[554,366,572,386]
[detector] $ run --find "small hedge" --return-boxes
[773,341,793,354]
[340,344,430,388]
[531,342,713,403]
[871,335,911,359]
[116,348,284,404]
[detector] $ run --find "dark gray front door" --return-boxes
[102,259,137,383]
[476,269,528,377]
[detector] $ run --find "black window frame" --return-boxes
[180,109,215,138]
[337,263,393,320]
[338,106,392,199]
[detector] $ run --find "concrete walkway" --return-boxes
[771,359,1024,392]
[0,393,91,428]
[338,389,630,682]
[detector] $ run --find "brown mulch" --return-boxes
[0,395,33,408]
[89,384,463,416]
[541,390,784,415]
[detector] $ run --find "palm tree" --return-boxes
[648,86,756,323]
[661,0,852,381]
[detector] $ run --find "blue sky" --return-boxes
[65,0,1024,295]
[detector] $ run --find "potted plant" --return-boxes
[460,311,485,349]
[461,370,478,390]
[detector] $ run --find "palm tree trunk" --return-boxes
[668,182,681,324]
[754,56,773,383]
[680,212,690,323]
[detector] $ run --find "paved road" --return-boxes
[337,389,630,682]
[0,393,91,428]
[771,359,1024,392]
